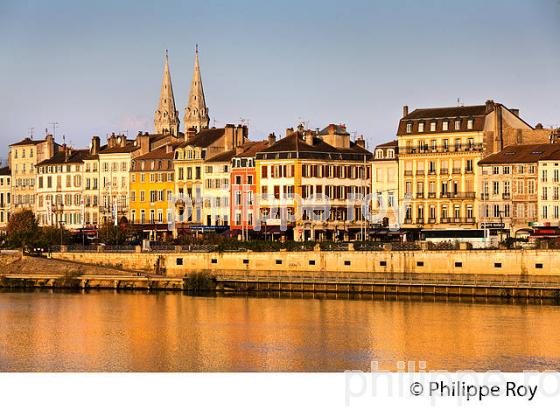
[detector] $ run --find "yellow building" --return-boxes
[129,145,176,240]
[0,166,11,231]
[255,124,373,242]
[397,100,538,234]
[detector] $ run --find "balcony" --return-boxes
[502,193,511,200]
[404,218,413,224]
[428,170,437,175]
[440,168,449,175]
[452,168,462,174]
[404,170,413,176]
[440,217,451,224]
[416,170,425,176]
[465,168,474,174]
[416,193,425,199]
[441,192,476,199]
[400,143,483,155]
[428,218,437,224]
[416,218,425,225]
[480,193,489,200]
[428,192,436,198]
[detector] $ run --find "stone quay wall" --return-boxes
[51,249,560,281]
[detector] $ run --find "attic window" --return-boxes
[442,120,449,131]
[406,123,412,133]
[430,121,436,132]
[454,119,461,130]
[467,119,474,129]
[418,122,425,133]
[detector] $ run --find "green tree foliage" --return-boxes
[6,210,39,249]
[97,218,132,245]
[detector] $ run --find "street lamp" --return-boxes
[54,202,64,248]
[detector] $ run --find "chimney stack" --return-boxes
[186,127,197,142]
[267,132,276,146]
[485,100,495,114]
[403,105,409,117]
[304,131,314,146]
[90,136,100,155]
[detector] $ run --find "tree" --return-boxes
[37,225,72,248]
[98,219,132,245]
[6,210,39,249]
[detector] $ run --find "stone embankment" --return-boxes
[2,249,560,299]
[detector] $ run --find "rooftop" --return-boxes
[478,143,560,164]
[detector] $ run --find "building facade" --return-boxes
[371,140,399,229]
[255,124,373,242]
[35,148,88,230]
[9,135,58,212]
[230,139,272,238]
[397,101,540,232]
[0,166,11,231]
[477,144,560,237]
[129,145,176,239]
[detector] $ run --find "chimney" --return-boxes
[136,133,151,155]
[510,108,520,117]
[304,131,314,146]
[224,124,235,152]
[485,99,495,114]
[65,147,72,161]
[267,132,276,146]
[402,105,409,117]
[328,124,336,134]
[90,136,100,155]
[535,123,544,130]
[355,135,366,148]
[108,132,116,148]
[45,134,55,158]
[186,127,197,142]
[285,127,294,137]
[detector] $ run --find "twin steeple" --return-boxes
[154,46,210,136]
[154,50,180,136]
[183,45,210,132]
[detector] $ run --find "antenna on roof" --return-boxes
[29,127,34,139]
[239,118,250,128]
[49,122,59,139]
[457,98,464,107]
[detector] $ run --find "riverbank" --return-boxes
[1,250,560,299]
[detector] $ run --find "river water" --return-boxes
[1,290,559,372]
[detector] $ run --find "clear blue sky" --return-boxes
[1,0,559,159]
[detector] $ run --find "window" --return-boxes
[455,262,463,268]
[243,259,249,264]
[535,263,543,269]
[454,119,461,130]
[494,262,502,268]
[467,119,474,129]
[380,261,387,267]
[406,123,412,133]
[416,261,424,267]
[430,121,436,132]
[176,258,183,266]
[309,260,316,266]
[275,260,282,265]
[442,121,449,131]
[418,122,425,133]
[344,261,351,266]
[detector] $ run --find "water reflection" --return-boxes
[0,290,559,372]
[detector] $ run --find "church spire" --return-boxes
[154,49,180,136]
[183,45,210,133]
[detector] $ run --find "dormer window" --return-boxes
[454,119,461,130]
[406,122,413,133]
[418,122,425,133]
[442,120,449,131]
[430,121,436,132]
[467,118,474,130]
[376,150,384,159]
[387,149,394,159]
